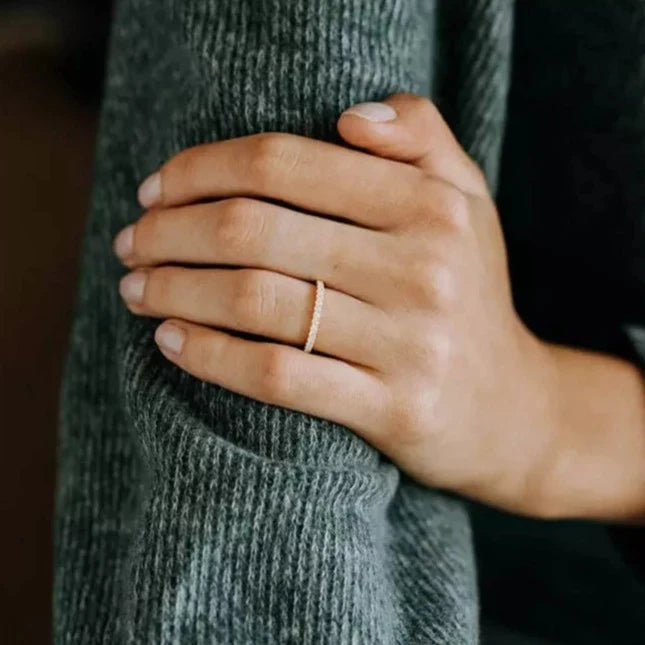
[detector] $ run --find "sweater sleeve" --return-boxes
[53,1,478,643]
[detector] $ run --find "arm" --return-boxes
[110,92,645,526]
[54,1,479,643]
[531,342,645,521]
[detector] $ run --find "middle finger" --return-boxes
[117,198,400,305]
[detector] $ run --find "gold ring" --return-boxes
[304,280,325,353]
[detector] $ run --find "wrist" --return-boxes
[495,320,567,517]
[519,341,645,521]
[460,319,564,517]
[513,334,570,518]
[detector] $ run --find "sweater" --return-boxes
[53,1,645,643]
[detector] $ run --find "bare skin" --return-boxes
[113,94,645,522]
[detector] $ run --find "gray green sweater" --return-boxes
[54,1,645,643]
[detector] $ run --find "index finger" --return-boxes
[137,132,426,229]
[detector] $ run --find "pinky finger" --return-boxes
[154,319,385,437]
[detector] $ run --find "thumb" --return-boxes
[337,93,486,196]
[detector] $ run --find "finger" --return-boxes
[119,266,395,369]
[114,197,396,304]
[337,93,487,196]
[136,132,425,229]
[153,318,385,436]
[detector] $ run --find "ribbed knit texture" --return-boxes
[54,1,645,643]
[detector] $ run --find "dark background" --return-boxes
[1,1,111,641]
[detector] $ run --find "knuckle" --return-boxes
[215,198,266,254]
[429,262,458,307]
[435,185,471,232]
[407,253,457,308]
[409,325,453,369]
[248,133,300,186]
[257,346,294,401]
[248,133,287,184]
[232,270,279,325]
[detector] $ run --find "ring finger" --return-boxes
[119,266,394,369]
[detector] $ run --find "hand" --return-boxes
[111,95,588,517]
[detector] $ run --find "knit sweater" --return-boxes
[54,1,645,643]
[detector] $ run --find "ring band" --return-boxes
[304,280,325,353]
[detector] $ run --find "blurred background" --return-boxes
[1,0,111,641]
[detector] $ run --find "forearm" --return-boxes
[539,343,645,521]
[450,323,645,522]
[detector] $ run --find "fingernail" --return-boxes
[119,271,146,304]
[113,224,135,260]
[155,323,185,354]
[343,102,397,122]
[138,172,161,208]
